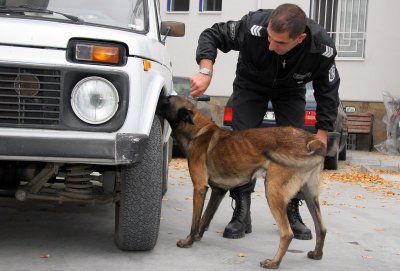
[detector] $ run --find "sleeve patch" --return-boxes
[329,64,336,82]
[229,22,236,40]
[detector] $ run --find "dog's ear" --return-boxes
[177,107,194,125]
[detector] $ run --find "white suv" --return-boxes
[0,0,184,251]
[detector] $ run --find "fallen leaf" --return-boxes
[238,252,246,257]
[373,227,384,232]
[321,200,333,206]
[40,254,50,259]
[355,194,365,200]
[362,255,373,260]
[175,207,182,211]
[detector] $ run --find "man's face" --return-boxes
[267,25,306,55]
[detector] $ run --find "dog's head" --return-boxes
[157,95,196,129]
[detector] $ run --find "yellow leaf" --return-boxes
[362,255,373,260]
[238,252,246,257]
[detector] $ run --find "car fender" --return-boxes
[139,65,174,143]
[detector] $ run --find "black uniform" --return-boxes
[196,9,340,132]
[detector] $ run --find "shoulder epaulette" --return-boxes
[321,45,334,58]
[250,25,266,37]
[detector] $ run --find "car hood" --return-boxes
[0,17,162,62]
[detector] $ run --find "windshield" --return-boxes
[0,0,147,31]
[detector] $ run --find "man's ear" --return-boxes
[297,32,307,44]
[177,108,194,125]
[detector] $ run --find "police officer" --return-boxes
[190,3,340,240]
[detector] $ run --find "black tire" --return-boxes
[0,162,20,189]
[339,141,347,161]
[115,116,163,251]
[324,151,338,170]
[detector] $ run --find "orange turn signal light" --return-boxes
[76,44,120,64]
[143,59,151,71]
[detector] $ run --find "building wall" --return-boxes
[335,0,400,102]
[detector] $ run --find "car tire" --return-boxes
[0,162,20,189]
[339,141,347,161]
[324,151,339,170]
[115,116,163,251]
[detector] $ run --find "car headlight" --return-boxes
[71,76,119,124]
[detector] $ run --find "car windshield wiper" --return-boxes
[0,5,83,23]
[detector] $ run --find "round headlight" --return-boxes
[71,76,119,124]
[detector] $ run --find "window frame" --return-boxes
[198,0,222,14]
[310,0,368,60]
[166,0,190,13]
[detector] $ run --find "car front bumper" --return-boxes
[0,130,148,165]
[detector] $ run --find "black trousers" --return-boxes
[230,76,306,198]
[231,76,306,131]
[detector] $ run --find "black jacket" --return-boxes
[196,9,340,131]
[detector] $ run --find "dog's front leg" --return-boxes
[177,183,208,248]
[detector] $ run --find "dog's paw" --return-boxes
[177,239,193,248]
[260,259,280,269]
[307,250,323,260]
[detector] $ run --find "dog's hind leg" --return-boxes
[198,186,227,238]
[301,169,327,260]
[260,167,296,269]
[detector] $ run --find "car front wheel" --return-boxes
[114,116,163,251]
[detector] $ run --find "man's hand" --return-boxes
[191,59,213,97]
[190,73,211,97]
[316,129,328,146]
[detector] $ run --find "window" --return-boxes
[199,0,222,12]
[167,0,189,12]
[311,0,368,59]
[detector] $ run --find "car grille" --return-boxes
[0,65,61,127]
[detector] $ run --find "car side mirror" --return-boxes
[160,21,185,39]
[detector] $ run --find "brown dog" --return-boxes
[158,95,327,269]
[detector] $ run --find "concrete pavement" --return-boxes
[0,151,399,271]
[346,150,400,170]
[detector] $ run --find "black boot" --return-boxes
[223,181,255,239]
[287,198,312,240]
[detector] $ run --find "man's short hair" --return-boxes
[269,4,307,39]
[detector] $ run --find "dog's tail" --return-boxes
[263,139,326,169]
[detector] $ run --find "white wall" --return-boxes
[162,0,400,102]
[162,1,257,96]
[335,0,400,101]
